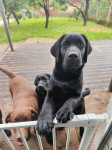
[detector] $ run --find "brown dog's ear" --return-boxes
[81,34,92,63]
[29,107,38,120]
[5,112,11,123]
[51,34,66,62]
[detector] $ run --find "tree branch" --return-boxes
[69,2,86,21]
[38,2,44,8]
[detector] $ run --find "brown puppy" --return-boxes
[0,67,38,146]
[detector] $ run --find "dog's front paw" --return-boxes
[56,107,74,123]
[36,114,53,136]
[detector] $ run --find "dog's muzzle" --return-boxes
[38,84,44,91]
[68,52,79,61]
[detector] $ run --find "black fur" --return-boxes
[34,73,51,110]
[0,110,11,136]
[36,33,92,145]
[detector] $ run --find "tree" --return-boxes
[68,0,90,26]
[37,0,50,28]
[55,0,67,5]
[84,0,90,26]
[3,0,26,25]
[29,0,50,28]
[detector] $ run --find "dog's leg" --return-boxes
[56,88,89,123]
[36,93,55,145]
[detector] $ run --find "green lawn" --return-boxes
[0,18,112,44]
[0,16,2,20]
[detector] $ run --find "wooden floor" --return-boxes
[0,42,112,150]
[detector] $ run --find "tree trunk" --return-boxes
[12,11,20,25]
[45,13,49,28]
[44,8,49,28]
[83,0,89,26]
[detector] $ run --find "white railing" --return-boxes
[0,97,112,150]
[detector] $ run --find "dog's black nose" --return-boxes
[38,84,44,91]
[68,52,79,60]
[17,137,22,142]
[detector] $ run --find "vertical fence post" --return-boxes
[0,0,14,51]
[52,127,56,150]
[108,79,112,92]
[65,127,71,150]
[0,130,15,150]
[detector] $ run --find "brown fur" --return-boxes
[0,67,38,145]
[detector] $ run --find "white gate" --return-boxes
[0,97,112,150]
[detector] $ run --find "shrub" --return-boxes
[71,8,78,18]
[60,5,67,11]
[52,1,59,10]
[26,8,32,18]
[35,11,39,18]
[16,12,22,20]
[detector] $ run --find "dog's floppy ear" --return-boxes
[51,34,66,62]
[46,74,51,79]
[29,107,38,120]
[0,110,2,119]
[5,111,13,123]
[34,76,39,86]
[81,34,92,63]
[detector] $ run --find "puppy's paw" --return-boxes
[36,114,53,136]
[45,133,53,146]
[4,130,11,137]
[56,107,74,123]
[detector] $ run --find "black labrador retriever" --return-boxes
[37,33,92,145]
[34,73,51,110]
[0,109,11,136]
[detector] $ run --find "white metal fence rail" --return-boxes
[0,97,112,150]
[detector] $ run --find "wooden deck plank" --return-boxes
[0,43,112,150]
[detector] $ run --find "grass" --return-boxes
[0,16,2,20]
[0,18,112,44]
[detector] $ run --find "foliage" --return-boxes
[53,0,67,11]
[0,18,112,44]
[5,0,25,13]
[52,1,59,10]
[71,8,79,18]
[59,5,67,11]
[26,7,32,18]
[15,12,22,20]
[54,0,67,5]
[89,0,112,21]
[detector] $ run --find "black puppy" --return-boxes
[34,73,51,110]
[37,33,92,145]
[0,109,11,136]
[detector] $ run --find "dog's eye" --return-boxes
[25,117,29,121]
[14,118,17,122]
[64,42,70,48]
[78,43,84,47]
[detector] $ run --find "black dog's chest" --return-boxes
[53,86,80,110]
[49,75,83,111]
